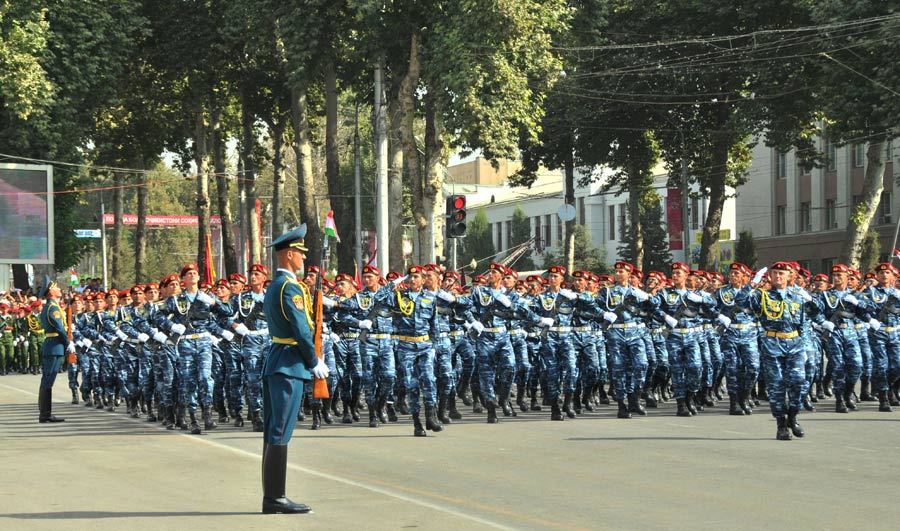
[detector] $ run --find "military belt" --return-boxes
[703,324,713,329]
[880,326,899,333]
[246,329,269,335]
[527,332,541,338]
[272,337,298,345]
[548,326,571,332]
[368,333,392,340]
[650,328,665,335]
[341,332,360,339]
[125,338,141,344]
[182,332,210,340]
[670,327,700,334]
[45,333,60,337]
[854,323,867,330]
[438,332,449,338]
[397,334,430,343]
[763,330,799,339]
[449,330,466,337]
[509,329,527,336]
[573,326,593,332]
[729,323,756,330]
[610,322,644,329]
[483,326,507,333]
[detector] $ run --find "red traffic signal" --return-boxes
[446,195,467,238]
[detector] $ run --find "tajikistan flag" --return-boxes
[70,269,78,286]
[324,210,341,243]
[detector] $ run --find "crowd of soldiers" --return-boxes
[15,256,900,441]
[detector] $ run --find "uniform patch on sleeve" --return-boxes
[53,311,62,319]
[292,294,305,311]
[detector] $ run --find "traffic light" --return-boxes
[446,195,467,238]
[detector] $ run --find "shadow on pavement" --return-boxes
[0,511,259,519]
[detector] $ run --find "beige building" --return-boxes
[446,158,522,186]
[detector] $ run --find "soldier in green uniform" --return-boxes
[260,224,329,514]
[27,301,45,373]
[37,277,75,423]
[0,300,13,374]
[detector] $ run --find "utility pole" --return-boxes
[374,58,389,273]
[100,196,109,290]
[681,133,691,266]
[354,104,363,279]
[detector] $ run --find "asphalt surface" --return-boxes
[2,373,900,530]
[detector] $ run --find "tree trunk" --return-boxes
[699,138,729,271]
[627,168,644,271]
[324,58,353,274]
[193,90,211,277]
[563,154,576,273]
[211,104,237,277]
[135,169,147,283]
[387,96,405,272]
[423,90,444,265]
[291,86,321,268]
[240,85,261,266]
[840,139,886,268]
[271,116,287,243]
[399,32,423,263]
[112,172,124,287]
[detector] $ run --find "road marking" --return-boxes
[2,380,578,531]
[722,430,749,435]
[844,446,876,453]
[666,423,694,428]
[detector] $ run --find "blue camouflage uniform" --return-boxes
[529,287,580,414]
[714,283,760,405]
[596,284,651,404]
[862,280,900,403]
[813,286,871,408]
[228,288,269,420]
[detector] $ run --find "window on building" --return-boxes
[825,199,837,229]
[822,257,836,273]
[690,197,699,230]
[853,143,865,168]
[776,205,786,235]
[505,220,512,251]
[618,204,627,241]
[578,196,585,225]
[827,141,837,171]
[798,260,811,272]
[878,191,893,225]
[776,150,787,179]
[544,214,552,247]
[608,205,616,241]
[496,222,503,252]
[557,216,563,244]
[534,217,542,250]
[799,202,811,233]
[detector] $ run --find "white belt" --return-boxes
[246,329,269,336]
[181,332,210,340]
[573,326,593,332]
[548,326,571,332]
[610,322,644,329]
[509,329,527,336]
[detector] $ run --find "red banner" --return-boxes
[103,213,221,226]
[667,188,683,251]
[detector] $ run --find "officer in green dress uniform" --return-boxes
[260,224,329,514]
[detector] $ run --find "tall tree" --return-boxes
[460,208,496,273]
[509,205,536,270]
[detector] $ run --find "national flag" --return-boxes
[366,249,377,269]
[324,210,341,243]
[893,248,900,259]
[204,234,215,284]
[70,269,78,286]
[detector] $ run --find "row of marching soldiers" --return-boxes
[64,256,900,442]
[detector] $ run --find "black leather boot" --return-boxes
[845,384,858,411]
[368,406,378,428]
[262,444,312,514]
[676,398,691,417]
[878,390,893,412]
[729,393,745,415]
[386,403,398,422]
[94,392,103,409]
[397,391,409,415]
[516,386,528,412]
[776,416,792,440]
[597,385,610,405]
[500,386,514,417]
[252,411,264,432]
[447,395,462,420]
[740,390,753,415]
[146,396,157,422]
[573,384,583,415]
[189,410,201,435]
[685,391,698,415]
[787,407,804,438]
[176,405,188,430]
[644,386,657,408]
[203,406,217,430]
[216,400,228,423]
[485,400,499,424]
[311,408,322,430]
[530,395,541,411]
[341,399,353,424]
[165,405,176,430]
[38,388,65,423]
[860,378,877,401]
[563,392,576,418]
[71,388,79,405]
[130,398,140,418]
[425,406,443,432]
[802,394,815,412]
[83,390,93,407]
[472,394,483,414]
[628,392,646,416]
[437,396,450,424]
[815,381,825,400]
[412,412,426,437]
[321,397,334,424]
[550,400,563,421]
[582,387,596,411]
[835,392,848,413]
[234,411,245,427]
[616,399,632,419]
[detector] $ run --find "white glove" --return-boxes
[686,291,703,303]
[153,331,168,344]
[436,290,455,302]
[137,333,150,343]
[23,340,29,348]
[312,358,330,379]
[330,332,341,343]
[149,328,158,335]
[631,288,649,302]
[558,289,578,300]
[170,323,187,335]
[196,291,214,305]
[752,267,768,285]
[495,293,512,307]
[392,275,408,287]
[664,315,678,328]
[471,321,485,334]
[603,311,618,323]
[822,321,835,332]
[358,319,373,330]
[220,329,234,341]
[18,335,25,343]
[842,294,859,306]
[893,288,900,299]
[716,314,732,328]
[210,336,220,346]
[115,329,128,341]
[797,289,812,303]
[539,317,555,328]
[463,322,472,330]
[75,339,83,348]
[322,297,337,308]
[83,338,92,349]
[234,323,250,336]
[869,318,882,332]
[66,343,75,354]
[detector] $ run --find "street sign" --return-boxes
[74,229,101,238]
[557,203,576,222]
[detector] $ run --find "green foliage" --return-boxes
[508,205,536,270]
[858,229,880,274]
[735,230,758,270]
[459,208,496,272]
[542,225,606,274]
[617,190,672,273]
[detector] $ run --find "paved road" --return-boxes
[2,373,899,530]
